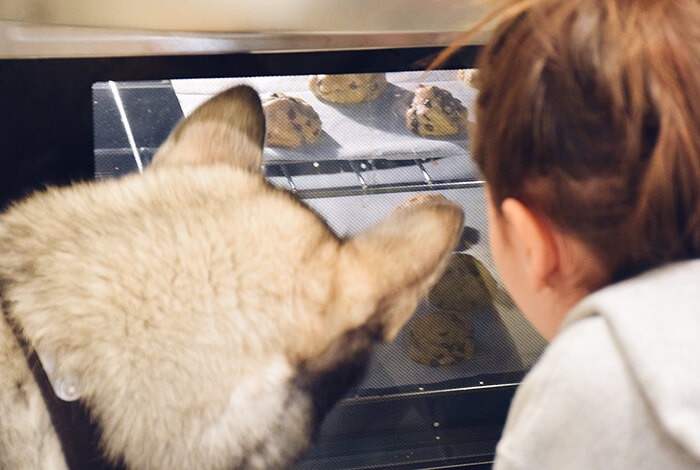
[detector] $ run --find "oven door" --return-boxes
[92,66,546,469]
[0,45,545,468]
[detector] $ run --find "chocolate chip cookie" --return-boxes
[308,73,387,104]
[427,253,496,311]
[406,85,468,137]
[407,311,474,367]
[261,93,322,148]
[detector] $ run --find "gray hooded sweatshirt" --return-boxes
[494,260,700,469]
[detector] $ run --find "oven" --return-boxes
[0,5,546,468]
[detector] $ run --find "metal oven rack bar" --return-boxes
[264,160,485,199]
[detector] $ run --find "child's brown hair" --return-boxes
[441,0,700,285]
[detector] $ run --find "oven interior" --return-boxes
[90,66,546,468]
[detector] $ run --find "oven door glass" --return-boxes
[93,70,546,469]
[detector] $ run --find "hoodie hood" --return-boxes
[563,259,700,462]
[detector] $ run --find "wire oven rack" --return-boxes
[93,79,484,197]
[263,158,484,199]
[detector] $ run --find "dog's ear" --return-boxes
[336,196,464,340]
[150,85,265,172]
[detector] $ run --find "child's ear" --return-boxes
[500,198,559,292]
[337,197,464,340]
[150,85,266,173]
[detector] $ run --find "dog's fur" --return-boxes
[0,86,464,469]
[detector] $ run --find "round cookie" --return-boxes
[308,73,387,104]
[428,253,496,311]
[261,92,322,148]
[458,69,482,89]
[406,84,468,137]
[407,311,474,367]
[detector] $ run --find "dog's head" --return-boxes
[0,85,464,469]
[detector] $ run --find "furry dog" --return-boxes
[0,85,463,469]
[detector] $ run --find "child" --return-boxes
[448,0,700,467]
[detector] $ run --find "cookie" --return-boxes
[406,84,468,137]
[407,311,474,367]
[427,253,496,311]
[261,92,322,148]
[308,73,387,104]
[458,69,482,89]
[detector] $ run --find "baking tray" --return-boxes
[306,187,546,395]
[172,70,477,168]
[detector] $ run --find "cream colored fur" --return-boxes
[0,86,463,469]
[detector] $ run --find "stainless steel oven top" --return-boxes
[0,0,491,58]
